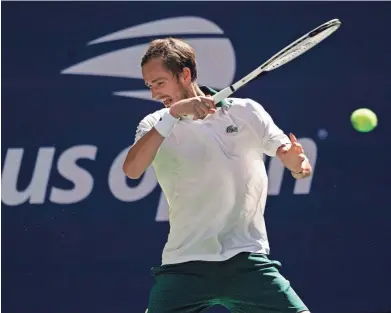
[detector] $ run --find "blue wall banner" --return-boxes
[2,2,390,313]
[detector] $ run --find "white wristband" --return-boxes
[291,171,305,179]
[154,109,179,138]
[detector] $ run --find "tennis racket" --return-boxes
[212,18,341,104]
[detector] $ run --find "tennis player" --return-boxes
[123,38,312,313]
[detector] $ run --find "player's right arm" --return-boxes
[122,125,165,179]
[123,96,215,179]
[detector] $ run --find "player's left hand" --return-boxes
[278,133,312,179]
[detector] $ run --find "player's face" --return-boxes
[142,58,192,107]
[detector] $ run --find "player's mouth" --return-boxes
[161,97,173,107]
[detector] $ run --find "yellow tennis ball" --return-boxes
[350,108,378,133]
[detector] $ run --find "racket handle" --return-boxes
[213,86,235,104]
[184,86,234,120]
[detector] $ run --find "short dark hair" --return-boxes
[141,37,197,82]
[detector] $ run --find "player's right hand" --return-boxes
[169,96,216,120]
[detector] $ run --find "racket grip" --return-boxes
[213,86,234,104]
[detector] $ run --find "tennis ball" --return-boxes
[350,108,378,133]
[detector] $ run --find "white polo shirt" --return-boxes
[133,97,291,265]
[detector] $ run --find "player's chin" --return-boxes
[302,168,312,178]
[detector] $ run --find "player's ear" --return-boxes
[181,67,192,85]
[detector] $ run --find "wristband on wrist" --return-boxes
[154,109,179,138]
[291,170,305,179]
[291,155,309,179]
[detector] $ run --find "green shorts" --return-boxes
[147,252,309,313]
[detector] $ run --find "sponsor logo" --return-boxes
[2,138,317,221]
[61,16,236,102]
[226,125,239,133]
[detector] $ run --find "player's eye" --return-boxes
[157,81,165,87]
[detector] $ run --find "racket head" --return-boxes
[213,18,341,104]
[262,19,341,72]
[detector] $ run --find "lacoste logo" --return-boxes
[226,125,238,133]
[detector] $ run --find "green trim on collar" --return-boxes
[199,86,232,109]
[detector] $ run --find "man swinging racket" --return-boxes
[123,37,312,313]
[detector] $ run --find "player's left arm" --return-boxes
[243,99,312,179]
[275,133,312,179]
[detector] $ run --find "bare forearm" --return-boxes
[123,108,181,179]
[122,128,165,179]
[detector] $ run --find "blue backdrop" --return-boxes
[2,2,391,313]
